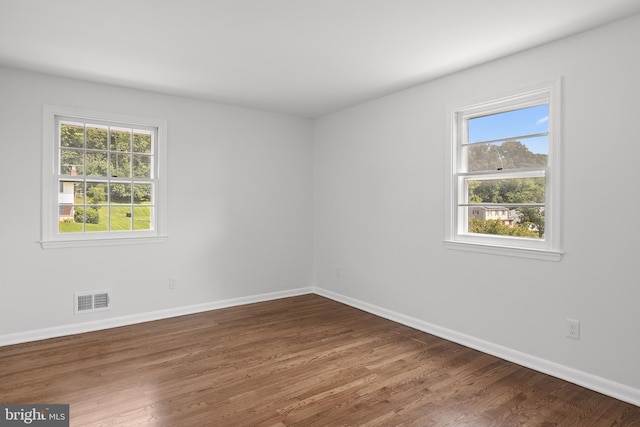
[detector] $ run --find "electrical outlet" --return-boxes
[566,319,580,340]
[169,276,178,289]
[336,267,342,279]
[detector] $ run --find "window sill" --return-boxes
[40,235,168,249]
[444,240,563,261]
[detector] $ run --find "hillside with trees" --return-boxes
[467,140,547,238]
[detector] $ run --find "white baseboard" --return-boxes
[3,285,638,407]
[0,287,314,347]
[314,287,640,407]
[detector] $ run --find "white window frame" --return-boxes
[41,105,168,249]
[444,79,563,261]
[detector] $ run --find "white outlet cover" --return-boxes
[566,319,580,340]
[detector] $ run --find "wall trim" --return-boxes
[3,285,639,407]
[0,287,314,347]
[313,287,640,407]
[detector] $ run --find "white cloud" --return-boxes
[536,115,549,126]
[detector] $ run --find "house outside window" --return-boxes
[445,80,563,261]
[41,105,168,248]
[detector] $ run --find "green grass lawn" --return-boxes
[59,204,151,233]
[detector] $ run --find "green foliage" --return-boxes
[60,123,84,148]
[86,126,108,149]
[133,183,152,202]
[73,207,82,223]
[59,124,152,179]
[110,183,131,202]
[86,184,106,204]
[111,129,131,151]
[469,177,546,238]
[74,206,100,224]
[85,207,100,224]
[467,140,547,238]
[133,155,151,179]
[85,152,108,176]
[469,218,538,238]
[110,153,131,177]
[518,207,545,238]
[133,131,152,153]
[470,177,545,204]
[60,149,83,174]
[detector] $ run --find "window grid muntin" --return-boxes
[55,116,157,235]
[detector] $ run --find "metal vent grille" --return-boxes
[77,294,93,312]
[94,293,109,309]
[74,290,111,314]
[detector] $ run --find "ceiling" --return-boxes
[1,1,639,118]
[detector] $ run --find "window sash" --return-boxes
[54,117,159,236]
[42,105,168,248]
[455,169,547,239]
[461,132,548,148]
[444,80,562,260]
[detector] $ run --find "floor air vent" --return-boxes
[74,290,111,314]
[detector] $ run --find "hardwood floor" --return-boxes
[1,294,639,426]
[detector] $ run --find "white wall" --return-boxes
[314,13,640,398]
[0,67,313,336]
[2,11,639,405]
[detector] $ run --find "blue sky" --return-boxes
[468,104,549,154]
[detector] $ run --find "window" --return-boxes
[41,105,167,248]
[445,80,562,261]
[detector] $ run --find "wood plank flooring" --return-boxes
[1,294,639,426]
